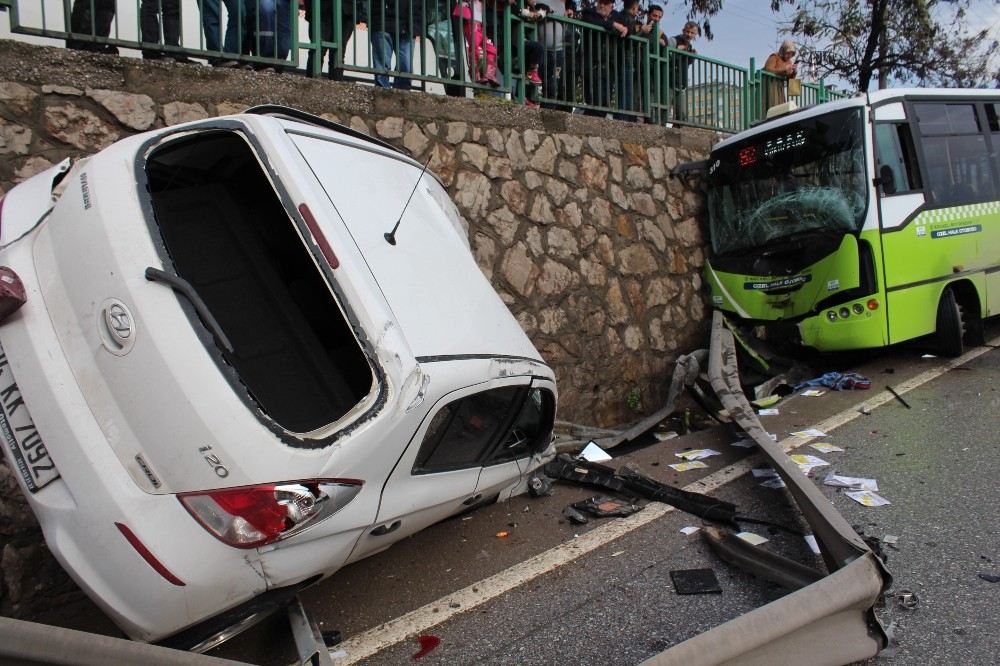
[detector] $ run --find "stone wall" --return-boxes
[0,39,713,618]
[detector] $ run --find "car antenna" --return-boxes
[385,156,432,246]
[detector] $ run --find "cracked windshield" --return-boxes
[707,108,867,256]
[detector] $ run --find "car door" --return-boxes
[346,375,533,563]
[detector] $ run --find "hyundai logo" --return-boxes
[107,304,132,338]
[100,299,136,355]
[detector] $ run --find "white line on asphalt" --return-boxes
[332,339,999,663]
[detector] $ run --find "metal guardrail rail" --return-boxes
[3,1,847,132]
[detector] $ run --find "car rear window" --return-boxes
[145,131,374,435]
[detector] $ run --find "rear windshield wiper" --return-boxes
[145,267,235,354]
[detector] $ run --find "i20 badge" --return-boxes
[99,298,137,356]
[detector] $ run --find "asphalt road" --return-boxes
[29,329,1000,665]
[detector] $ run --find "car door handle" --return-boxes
[462,494,483,506]
[370,520,401,536]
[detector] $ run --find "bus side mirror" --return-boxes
[879,165,897,195]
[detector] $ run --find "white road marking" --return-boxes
[332,340,999,663]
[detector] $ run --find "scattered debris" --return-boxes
[757,408,780,416]
[751,394,782,408]
[800,389,825,397]
[921,353,937,359]
[562,506,588,525]
[611,550,625,557]
[824,474,879,492]
[845,490,891,507]
[978,573,1000,583]
[527,473,553,497]
[701,526,823,590]
[803,534,821,554]
[579,441,613,462]
[751,467,779,478]
[789,454,831,476]
[809,443,844,454]
[495,531,509,538]
[572,495,640,518]
[675,448,722,461]
[545,456,739,525]
[896,589,919,609]
[736,531,769,546]
[680,526,701,535]
[670,568,722,595]
[882,535,899,547]
[791,428,829,438]
[668,461,708,472]
[886,385,911,409]
[795,372,872,391]
[760,477,787,489]
[654,430,680,441]
[730,438,757,448]
[412,635,441,660]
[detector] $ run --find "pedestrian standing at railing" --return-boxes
[580,0,628,117]
[248,0,292,67]
[141,0,193,62]
[641,4,666,50]
[667,20,699,122]
[520,1,550,109]
[534,2,568,107]
[66,0,117,53]
[763,39,798,108]
[613,0,642,120]
[199,0,249,66]
[371,1,423,90]
[304,0,368,80]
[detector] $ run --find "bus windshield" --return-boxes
[707,108,867,256]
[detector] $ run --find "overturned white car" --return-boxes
[0,107,556,650]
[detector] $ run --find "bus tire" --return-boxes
[935,287,965,357]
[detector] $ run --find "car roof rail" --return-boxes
[243,105,407,156]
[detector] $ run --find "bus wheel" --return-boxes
[935,287,965,357]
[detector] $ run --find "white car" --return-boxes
[0,106,556,651]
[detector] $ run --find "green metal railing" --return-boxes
[3,1,847,132]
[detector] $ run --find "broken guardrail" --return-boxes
[642,311,891,666]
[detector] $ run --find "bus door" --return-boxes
[872,102,929,342]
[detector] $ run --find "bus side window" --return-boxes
[914,102,998,205]
[874,123,921,196]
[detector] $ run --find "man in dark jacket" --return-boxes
[305,0,369,80]
[667,21,699,121]
[371,1,423,90]
[580,0,628,116]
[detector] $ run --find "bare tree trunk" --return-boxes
[858,0,888,91]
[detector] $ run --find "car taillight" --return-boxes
[179,480,362,549]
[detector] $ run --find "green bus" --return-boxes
[704,89,1000,356]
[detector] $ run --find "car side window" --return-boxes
[412,385,555,474]
[413,387,521,474]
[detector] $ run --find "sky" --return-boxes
[651,0,1000,90]
[2,0,998,91]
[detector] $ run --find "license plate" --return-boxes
[0,344,59,493]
